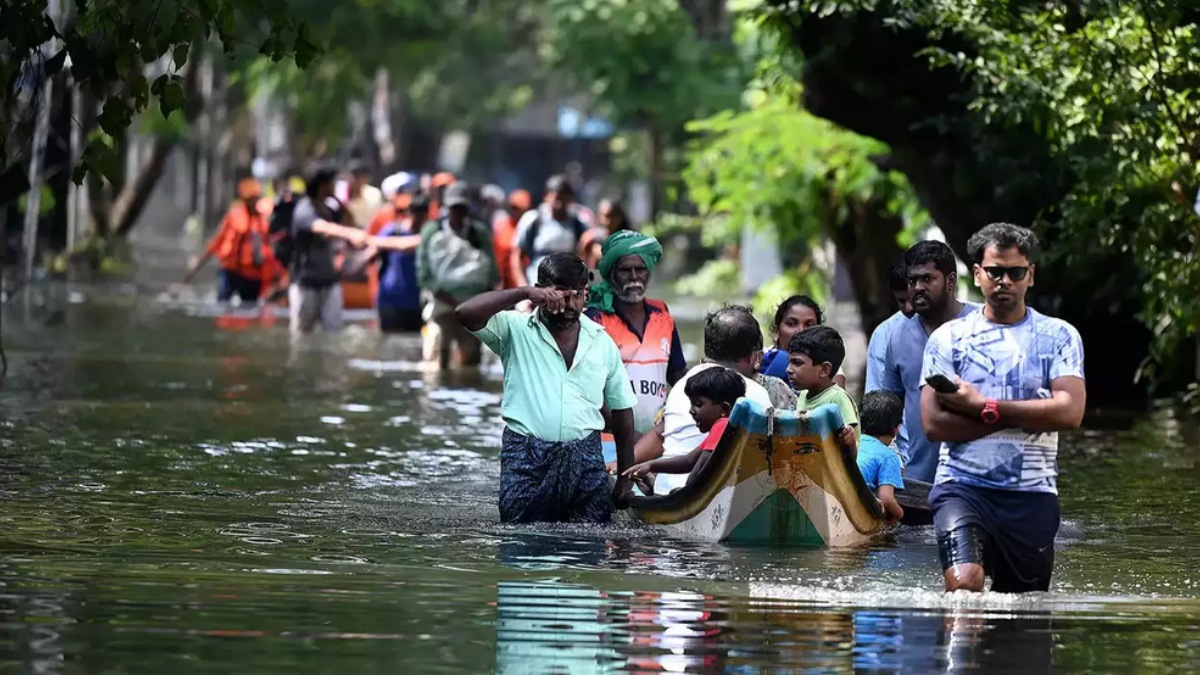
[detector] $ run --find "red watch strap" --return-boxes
[981,398,1000,424]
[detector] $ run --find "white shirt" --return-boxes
[655,363,773,494]
[514,204,583,284]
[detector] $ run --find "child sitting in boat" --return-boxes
[786,326,861,450]
[622,366,746,492]
[857,391,906,522]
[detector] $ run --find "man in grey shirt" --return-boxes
[288,166,371,334]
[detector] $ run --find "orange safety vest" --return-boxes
[593,299,677,434]
[207,202,274,280]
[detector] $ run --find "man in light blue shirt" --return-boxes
[865,261,916,460]
[921,223,1086,594]
[876,242,978,482]
[456,253,638,523]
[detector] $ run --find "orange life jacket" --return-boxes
[592,299,677,434]
[208,202,273,280]
[493,213,520,289]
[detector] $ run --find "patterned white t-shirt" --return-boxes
[921,307,1085,494]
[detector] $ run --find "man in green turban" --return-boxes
[585,230,687,438]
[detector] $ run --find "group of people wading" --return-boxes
[185,176,1086,594]
[461,222,1086,595]
[183,164,632,359]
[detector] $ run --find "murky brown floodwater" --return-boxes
[0,281,1197,673]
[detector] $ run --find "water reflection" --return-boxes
[494,579,1065,673]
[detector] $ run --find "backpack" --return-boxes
[518,205,588,257]
[268,191,299,268]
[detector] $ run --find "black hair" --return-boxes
[545,174,574,198]
[537,252,590,289]
[684,366,746,408]
[889,261,909,292]
[860,391,904,437]
[704,305,763,363]
[772,295,823,330]
[967,222,1040,265]
[408,193,431,213]
[305,165,338,199]
[905,240,957,277]
[347,160,370,177]
[787,325,846,373]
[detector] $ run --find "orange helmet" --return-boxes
[237,177,262,201]
[508,189,532,212]
[432,172,456,188]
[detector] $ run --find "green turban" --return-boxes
[587,230,663,313]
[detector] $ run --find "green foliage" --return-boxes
[681,16,927,284]
[674,258,740,298]
[0,0,319,185]
[544,0,742,130]
[777,0,1200,376]
[233,0,546,154]
[752,268,828,323]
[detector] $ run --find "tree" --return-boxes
[0,0,318,205]
[682,17,926,339]
[236,0,547,168]
[757,0,1200,405]
[543,0,743,216]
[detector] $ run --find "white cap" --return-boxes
[381,172,415,199]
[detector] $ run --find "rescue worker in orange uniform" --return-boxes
[184,178,276,303]
[584,231,687,436]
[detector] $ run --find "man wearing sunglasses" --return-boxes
[920,222,1086,594]
[456,253,639,523]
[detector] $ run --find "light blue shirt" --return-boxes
[879,303,979,482]
[857,435,905,492]
[921,307,1085,494]
[865,311,910,460]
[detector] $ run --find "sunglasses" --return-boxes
[981,266,1030,282]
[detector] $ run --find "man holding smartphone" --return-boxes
[920,223,1086,594]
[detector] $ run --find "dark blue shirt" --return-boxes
[377,221,421,311]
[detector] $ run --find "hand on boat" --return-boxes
[839,426,858,452]
[936,379,986,415]
[611,476,634,509]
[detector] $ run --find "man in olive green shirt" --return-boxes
[456,253,638,523]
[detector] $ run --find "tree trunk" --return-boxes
[831,197,906,341]
[647,120,665,220]
[771,3,1154,408]
[111,48,204,238]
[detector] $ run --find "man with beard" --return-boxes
[456,253,639,523]
[585,231,687,436]
[876,241,979,481]
[921,223,1085,592]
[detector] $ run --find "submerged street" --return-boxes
[0,281,1197,673]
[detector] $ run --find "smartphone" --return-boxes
[925,374,960,394]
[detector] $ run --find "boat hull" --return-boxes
[628,400,892,547]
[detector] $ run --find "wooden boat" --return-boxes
[627,399,924,546]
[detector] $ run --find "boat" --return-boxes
[627,399,929,546]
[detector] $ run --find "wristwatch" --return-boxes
[981,398,1000,425]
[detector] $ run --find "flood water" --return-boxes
[1,283,1198,673]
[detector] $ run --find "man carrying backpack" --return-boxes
[183,177,275,303]
[283,166,372,334]
[511,175,592,287]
